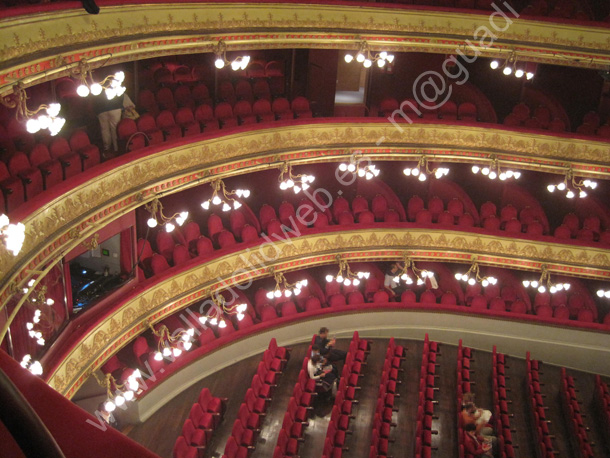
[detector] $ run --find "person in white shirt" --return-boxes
[307,354,337,396]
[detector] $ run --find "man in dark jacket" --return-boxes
[314,327,347,363]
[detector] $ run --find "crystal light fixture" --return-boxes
[471,156,521,181]
[338,151,380,181]
[198,293,249,325]
[72,59,127,100]
[403,156,449,181]
[147,321,195,361]
[392,254,435,286]
[454,259,497,287]
[214,40,250,71]
[0,213,25,256]
[92,370,141,412]
[20,354,43,375]
[266,270,308,299]
[344,41,394,69]
[522,265,570,294]
[144,197,189,233]
[489,53,535,80]
[1,82,65,136]
[546,167,597,199]
[325,256,370,286]
[200,179,250,212]
[596,288,610,299]
[278,162,316,194]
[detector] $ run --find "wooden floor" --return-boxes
[126,338,610,458]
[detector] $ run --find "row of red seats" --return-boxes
[322,332,370,458]
[575,111,610,138]
[0,132,100,213]
[368,338,404,458]
[491,346,517,458]
[222,339,289,458]
[144,60,284,90]
[526,352,556,458]
[560,368,595,458]
[378,98,478,122]
[594,375,610,444]
[504,103,567,132]
[120,97,312,153]
[415,334,441,458]
[457,340,473,458]
[173,387,226,458]
[273,339,317,458]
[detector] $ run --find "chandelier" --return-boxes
[201,179,250,212]
[338,151,380,180]
[454,259,497,287]
[546,168,597,199]
[278,162,316,193]
[92,370,141,413]
[1,214,26,256]
[325,256,370,286]
[20,354,43,375]
[24,285,55,347]
[73,59,126,100]
[1,83,65,136]
[522,265,570,294]
[391,255,435,286]
[214,40,250,71]
[489,53,534,80]
[148,321,195,361]
[403,156,449,181]
[266,270,308,299]
[596,288,610,299]
[144,198,188,233]
[471,156,521,181]
[345,41,394,68]
[198,293,249,326]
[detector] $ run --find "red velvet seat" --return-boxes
[438,211,455,226]
[577,309,594,323]
[483,215,501,231]
[194,104,220,132]
[156,110,183,141]
[379,98,399,117]
[173,244,191,266]
[526,220,544,236]
[7,152,44,201]
[279,201,296,226]
[135,114,164,146]
[272,98,293,120]
[504,218,522,234]
[252,99,275,123]
[554,225,572,239]
[471,294,487,310]
[156,87,176,113]
[235,79,254,103]
[229,210,247,239]
[500,204,518,222]
[373,290,390,303]
[337,211,354,225]
[259,305,278,322]
[175,107,201,137]
[182,418,207,447]
[217,230,236,249]
[347,291,365,305]
[313,211,330,228]
[138,89,159,116]
[198,328,216,346]
[458,102,477,121]
[447,197,464,217]
[195,236,214,257]
[562,213,580,236]
[458,213,475,227]
[151,253,171,275]
[234,100,257,125]
[223,436,248,458]
[328,294,347,307]
[583,216,600,233]
[132,336,152,365]
[304,296,322,312]
[512,103,530,121]
[253,79,272,100]
[439,100,458,120]
[420,290,436,304]
[535,304,553,318]
[241,224,260,243]
[279,301,299,317]
[69,131,100,170]
[401,290,416,304]
[156,231,175,261]
[553,305,570,320]
[173,436,198,458]
[510,300,527,314]
[214,102,238,129]
[415,209,432,224]
[371,194,388,221]
[440,291,456,305]
[292,97,312,119]
[480,201,497,220]
[332,196,350,222]
[259,204,277,232]
[576,228,595,242]
[351,195,368,216]
[358,210,375,224]
[192,84,212,106]
[174,85,194,109]
[49,137,81,178]
[28,143,63,190]
[383,209,399,223]
[428,196,444,222]
[489,297,506,312]
[548,117,566,132]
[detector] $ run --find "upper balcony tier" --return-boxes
[1,0,610,96]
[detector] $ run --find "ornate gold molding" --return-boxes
[2,3,610,94]
[46,227,610,397]
[2,122,610,310]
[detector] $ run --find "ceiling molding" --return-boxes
[2,2,610,94]
[2,121,610,312]
[45,228,610,397]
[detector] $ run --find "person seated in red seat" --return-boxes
[463,423,493,457]
[314,327,347,364]
[307,354,337,397]
[462,394,494,436]
[384,262,406,298]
